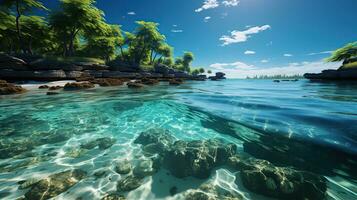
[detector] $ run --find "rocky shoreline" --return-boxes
[304,68,357,81]
[0,53,226,83]
[0,53,228,95]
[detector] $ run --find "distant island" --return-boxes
[246,74,303,80]
[304,42,357,81]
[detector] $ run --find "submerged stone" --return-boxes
[228,155,327,200]
[134,129,236,179]
[0,80,26,95]
[133,159,156,178]
[163,139,236,179]
[101,193,126,200]
[18,178,40,189]
[114,160,132,174]
[127,82,144,88]
[116,176,142,192]
[24,169,87,200]
[134,129,175,155]
[64,82,95,90]
[81,137,117,150]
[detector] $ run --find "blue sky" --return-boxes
[42,0,357,78]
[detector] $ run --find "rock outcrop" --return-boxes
[228,155,327,200]
[64,82,95,90]
[127,81,144,88]
[209,72,226,81]
[0,80,26,95]
[24,169,87,200]
[134,129,236,179]
[304,68,357,80]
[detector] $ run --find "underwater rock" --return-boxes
[133,159,156,178]
[163,139,236,179]
[134,129,175,155]
[18,178,40,189]
[141,78,159,85]
[134,130,236,179]
[169,79,183,85]
[24,169,87,200]
[92,78,123,87]
[169,186,178,196]
[101,193,126,200]
[66,148,87,158]
[184,190,212,200]
[64,81,95,90]
[184,180,243,200]
[39,85,49,89]
[81,137,116,150]
[48,85,63,90]
[46,91,60,95]
[98,137,117,150]
[228,155,327,200]
[93,169,109,178]
[127,82,144,88]
[114,160,132,174]
[116,176,142,192]
[0,80,26,95]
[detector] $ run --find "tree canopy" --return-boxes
[0,0,198,73]
[326,42,357,64]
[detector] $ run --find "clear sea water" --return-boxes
[0,79,356,200]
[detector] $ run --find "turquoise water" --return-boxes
[0,79,356,199]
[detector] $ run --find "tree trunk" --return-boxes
[152,52,158,64]
[149,50,154,64]
[15,0,24,53]
[28,38,33,55]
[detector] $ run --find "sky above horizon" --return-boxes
[41,0,357,78]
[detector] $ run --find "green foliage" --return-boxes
[191,68,200,76]
[326,42,357,63]
[21,15,55,54]
[0,0,47,53]
[50,0,107,56]
[199,68,205,74]
[207,70,212,74]
[0,11,17,52]
[0,1,197,68]
[339,61,357,70]
[82,24,123,61]
[163,57,174,66]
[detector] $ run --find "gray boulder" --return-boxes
[164,139,236,179]
[24,169,87,200]
[228,155,327,200]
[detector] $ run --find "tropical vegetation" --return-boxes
[0,0,198,73]
[326,42,357,70]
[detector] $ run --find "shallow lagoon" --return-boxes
[0,79,356,200]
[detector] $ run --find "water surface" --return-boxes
[0,79,356,199]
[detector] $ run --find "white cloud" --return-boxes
[127,11,136,15]
[208,60,340,78]
[172,24,178,27]
[195,0,219,12]
[284,53,293,57]
[261,59,269,63]
[171,29,183,33]
[204,16,211,22]
[244,50,256,55]
[210,61,255,70]
[219,25,271,46]
[308,51,333,56]
[222,0,240,7]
